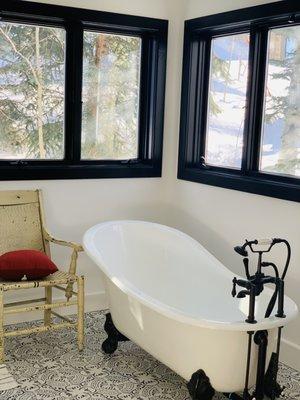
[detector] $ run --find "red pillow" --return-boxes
[0,250,58,281]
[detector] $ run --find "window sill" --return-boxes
[0,162,161,181]
[178,166,300,203]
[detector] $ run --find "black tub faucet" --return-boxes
[230,237,292,400]
[232,277,257,323]
[232,238,291,323]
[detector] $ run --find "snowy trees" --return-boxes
[206,28,300,177]
[261,26,300,177]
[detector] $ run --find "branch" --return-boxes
[0,27,40,86]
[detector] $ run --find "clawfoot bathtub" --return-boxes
[83,221,298,397]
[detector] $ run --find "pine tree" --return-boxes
[264,27,300,176]
[0,22,65,159]
[81,32,141,160]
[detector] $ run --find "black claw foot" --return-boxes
[223,393,248,400]
[264,353,284,399]
[187,369,215,400]
[102,313,129,354]
[102,337,118,354]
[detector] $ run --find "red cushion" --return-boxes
[0,250,58,281]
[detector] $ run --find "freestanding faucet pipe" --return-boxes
[254,330,269,400]
[230,237,292,400]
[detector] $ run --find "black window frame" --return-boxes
[0,0,168,180]
[178,1,300,203]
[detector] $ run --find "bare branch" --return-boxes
[0,26,40,86]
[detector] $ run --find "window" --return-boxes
[0,21,66,160]
[206,33,250,169]
[81,31,141,161]
[260,26,300,177]
[178,2,300,202]
[0,1,168,180]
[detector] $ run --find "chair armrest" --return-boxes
[44,231,84,252]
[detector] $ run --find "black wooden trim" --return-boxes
[178,168,300,203]
[186,1,300,32]
[178,0,300,203]
[0,1,168,32]
[0,162,160,181]
[0,0,168,180]
[245,27,269,172]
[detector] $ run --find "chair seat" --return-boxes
[0,270,77,291]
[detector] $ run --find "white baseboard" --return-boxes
[4,291,108,326]
[83,291,108,312]
[281,338,300,372]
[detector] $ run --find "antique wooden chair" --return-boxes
[0,190,84,362]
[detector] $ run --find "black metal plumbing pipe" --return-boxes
[246,285,256,324]
[257,252,262,274]
[271,327,283,399]
[254,330,268,400]
[276,280,286,318]
[273,238,291,280]
[263,262,279,318]
[243,331,254,399]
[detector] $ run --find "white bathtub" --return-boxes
[83,220,298,394]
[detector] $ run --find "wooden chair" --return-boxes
[0,190,84,362]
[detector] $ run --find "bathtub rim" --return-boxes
[83,220,298,332]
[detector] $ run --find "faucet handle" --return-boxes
[232,277,237,297]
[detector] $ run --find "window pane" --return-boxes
[205,33,250,168]
[260,27,300,177]
[0,21,65,160]
[81,31,141,160]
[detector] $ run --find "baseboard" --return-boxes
[4,291,108,326]
[281,338,300,372]
[82,291,108,313]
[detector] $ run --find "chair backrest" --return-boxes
[0,190,48,255]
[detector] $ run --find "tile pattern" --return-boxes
[1,311,300,399]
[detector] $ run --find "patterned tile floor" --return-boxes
[1,311,300,399]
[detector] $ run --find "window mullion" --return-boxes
[138,34,152,161]
[64,20,83,163]
[243,27,269,174]
[196,38,211,166]
[183,35,211,167]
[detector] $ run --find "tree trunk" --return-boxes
[85,34,106,149]
[35,27,46,159]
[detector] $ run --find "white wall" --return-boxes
[185,0,275,19]
[3,0,183,320]
[5,0,300,371]
[163,0,300,371]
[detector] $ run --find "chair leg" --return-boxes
[0,288,4,363]
[66,249,79,301]
[44,286,52,326]
[77,276,84,352]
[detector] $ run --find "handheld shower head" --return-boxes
[234,245,248,257]
[234,239,259,257]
